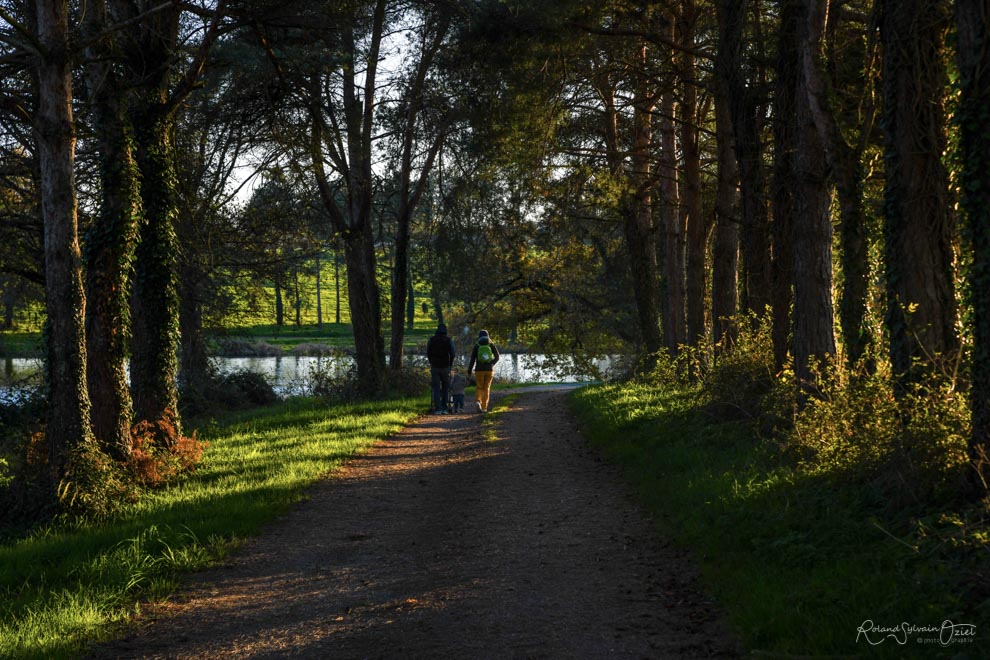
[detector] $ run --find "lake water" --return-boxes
[0,353,609,403]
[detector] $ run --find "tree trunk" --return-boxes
[718,0,772,319]
[792,0,836,387]
[388,15,450,372]
[178,261,210,396]
[294,269,301,326]
[344,228,386,395]
[771,0,800,372]
[130,104,181,433]
[274,277,284,327]
[82,0,139,458]
[316,255,323,329]
[814,0,875,371]
[406,277,415,331]
[880,0,957,387]
[390,204,413,370]
[335,250,341,325]
[33,0,92,488]
[680,0,708,351]
[659,88,685,354]
[630,46,662,361]
[711,73,740,350]
[771,0,802,371]
[955,0,990,484]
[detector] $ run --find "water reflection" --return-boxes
[1,353,608,401]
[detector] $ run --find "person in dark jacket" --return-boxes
[426,323,455,414]
[467,329,500,412]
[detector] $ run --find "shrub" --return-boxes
[307,352,361,403]
[127,409,208,489]
[59,436,137,521]
[787,359,971,509]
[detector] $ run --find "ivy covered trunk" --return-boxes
[955,0,990,482]
[880,0,957,388]
[34,0,92,487]
[130,105,181,433]
[83,0,139,459]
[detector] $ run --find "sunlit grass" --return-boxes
[569,382,988,657]
[0,395,426,659]
[480,393,520,442]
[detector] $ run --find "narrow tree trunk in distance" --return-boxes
[34,0,92,489]
[335,251,341,325]
[955,0,990,486]
[880,0,957,388]
[274,277,284,327]
[316,255,323,329]
[406,278,415,331]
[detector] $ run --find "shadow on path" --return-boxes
[90,387,738,658]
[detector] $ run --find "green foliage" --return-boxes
[0,396,424,658]
[789,363,972,509]
[58,438,138,522]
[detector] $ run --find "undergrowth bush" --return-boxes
[648,312,980,509]
[127,408,207,488]
[789,360,972,509]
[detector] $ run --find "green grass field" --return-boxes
[0,395,426,659]
[568,382,988,657]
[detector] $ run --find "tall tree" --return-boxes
[116,0,225,429]
[679,0,709,351]
[955,0,990,483]
[305,0,389,394]
[711,58,740,349]
[771,0,798,372]
[82,0,140,458]
[791,0,836,385]
[31,0,93,488]
[879,0,957,386]
[387,7,454,371]
[716,0,772,319]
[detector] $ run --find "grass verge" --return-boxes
[569,381,988,657]
[0,395,425,659]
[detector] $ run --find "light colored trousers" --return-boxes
[474,371,494,411]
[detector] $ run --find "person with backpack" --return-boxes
[426,323,455,414]
[467,329,500,413]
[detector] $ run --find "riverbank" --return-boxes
[0,324,531,359]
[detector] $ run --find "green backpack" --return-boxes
[477,342,494,364]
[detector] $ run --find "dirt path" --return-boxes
[91,387,738,658]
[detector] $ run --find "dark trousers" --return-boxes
[431,367,451,411]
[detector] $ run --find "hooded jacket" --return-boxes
[426,325,455,368]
